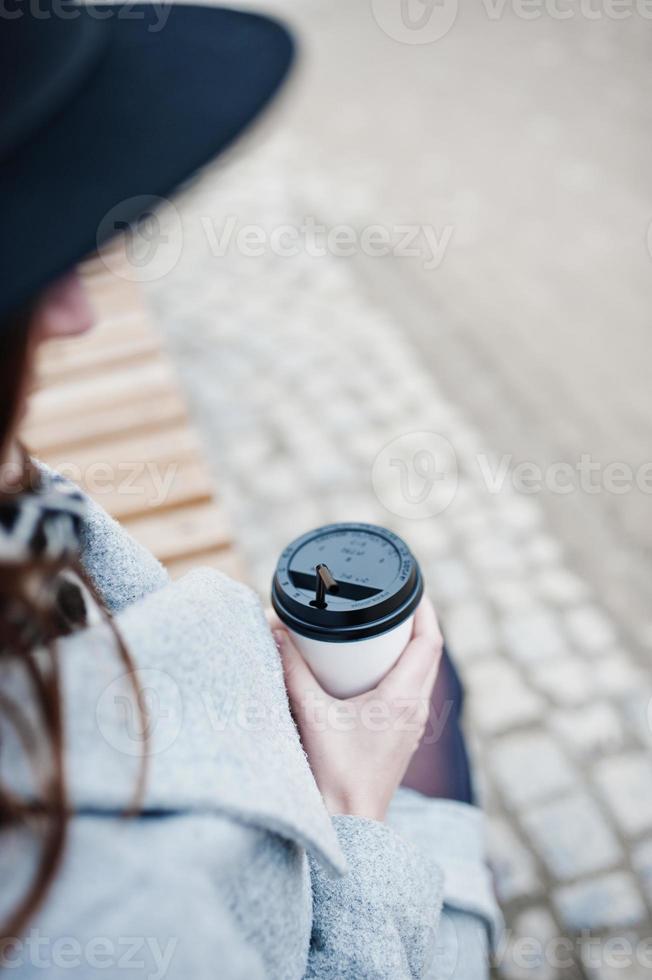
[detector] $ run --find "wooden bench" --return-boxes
[21,245,247,582]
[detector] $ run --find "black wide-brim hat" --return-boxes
[0,1,294,322]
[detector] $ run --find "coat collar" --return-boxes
[56,569,346,877]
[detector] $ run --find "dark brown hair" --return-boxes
[0,307,145,945]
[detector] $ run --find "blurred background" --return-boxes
[136,1,652,976]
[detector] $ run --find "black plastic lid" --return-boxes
[271,523,423,642]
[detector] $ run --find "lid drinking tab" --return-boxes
[271,523,423,643]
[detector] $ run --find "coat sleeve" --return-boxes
[77,487,170,611]
[306,816,444,979]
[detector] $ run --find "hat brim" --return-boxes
[2,3,294,319]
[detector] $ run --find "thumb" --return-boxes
[273,629,324,707]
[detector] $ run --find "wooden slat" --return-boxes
[22,390,188,454]
[95,458,214,522]
[22,254,248,581]
[36,315,160,384]
[24,359,179,422]
[167,547,248,583]
[39,455,214,522]
[37,421,200,467]
[122,501,232,563]
[36,426,208,521]
[87,277,148,320]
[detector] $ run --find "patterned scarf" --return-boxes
[0,478,91,642]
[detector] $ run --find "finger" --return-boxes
[377,633,442,701]
[408,596,444,698]
[273,629,327,708]
[266,608,283,631]
[412,595,443,645]
[421,645,442,700]
[379,596,443,698]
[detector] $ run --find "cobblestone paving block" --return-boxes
[467,535,526,577]
[466,659,545,735]
[472,761,498,812]
[593,655,646,699]
[447,481,483,518]
[404,520,451,560]
[550,703,626,761]
[521,793,623,881]
[485,579,539,614]
[347,430,387,465]
[529,657,596,708]
[490,732,576,809]
[564,606,618,656]
[253,457,303,504]
[498,493,543,526]
[444,601,497,661]
[554,873,647,931]
[640,624,652,653]
[631,839,652,906]
[582,932,652,980]
[502,610,569,664]
[525,536,564,567]
[487,817,542,904]
[450,509,493,541]
[426,558,475,604]
[536,568,590,607]
[497,906,563,980]
[622,691,652,750]
[324,492,385,528]
[594,754,652,838]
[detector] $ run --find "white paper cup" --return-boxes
[272,523,423,699]
[287,613,415,699]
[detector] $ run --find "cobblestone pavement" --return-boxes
[144,2,652,976]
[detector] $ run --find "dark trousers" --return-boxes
[401,646,474,805]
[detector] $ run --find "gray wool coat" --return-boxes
[0,469,500,979]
